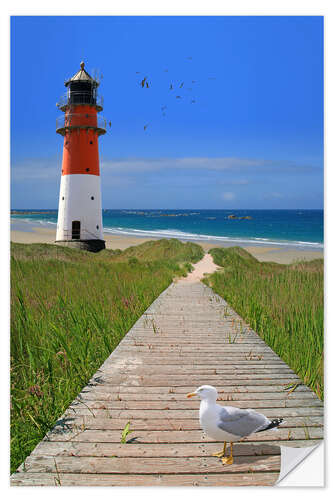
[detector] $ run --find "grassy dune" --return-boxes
[10,239,203,472]
[204,247,324,400]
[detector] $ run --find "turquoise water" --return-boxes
[11,209,323,249]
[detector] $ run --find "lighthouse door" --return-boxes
[72,221,81,240]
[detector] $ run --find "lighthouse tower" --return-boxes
[55,62,106,252]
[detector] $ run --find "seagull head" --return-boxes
[187,385,218,402]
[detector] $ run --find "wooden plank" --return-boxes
[47,416,324,431]
[79,384,315,395]
[20,455,281,474]
[29,440,319,458]
[44,427,323,443]
[75,392,321,403]
[100,367,297,375]
[63,407,324,419]
[10,472,280,486]
[70,399,323,411]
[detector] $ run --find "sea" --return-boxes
[10,209,324,250]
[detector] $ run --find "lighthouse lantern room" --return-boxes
[55,62,106,252]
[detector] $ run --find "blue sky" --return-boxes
[10,16,323,209]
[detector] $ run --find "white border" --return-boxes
[2,2,331,499]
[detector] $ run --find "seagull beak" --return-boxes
[186,392,197,398]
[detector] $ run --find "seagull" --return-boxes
[179,82,184,88]
[169,84,173,90]
[187,385,283,465]
[141,77,147,88]
[108,121,112,128]
[146,81,149,88]
[143,124,149,131]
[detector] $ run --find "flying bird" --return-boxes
[169,84,173,90]
[108,121,112,128]
[140,77,147,88]
[191,99,196,104]
[176,96,181,99]
[146,81,149,88]
[187,386,283,465]
[143,124,149,131]
[161,106,167,111]
[179,82,184,88]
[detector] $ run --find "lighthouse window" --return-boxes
[89,141,93,145]
[91,196,95,200]
[86,168,90,172]
[96,225,99,230]
[62,196,64,200]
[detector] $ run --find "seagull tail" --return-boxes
[256,418,284,433]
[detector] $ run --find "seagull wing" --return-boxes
[217,405,270,437]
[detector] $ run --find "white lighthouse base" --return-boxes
[56,174,105,252]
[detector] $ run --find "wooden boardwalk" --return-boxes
[11,270,323,486]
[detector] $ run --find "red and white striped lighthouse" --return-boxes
[55,61,106,252]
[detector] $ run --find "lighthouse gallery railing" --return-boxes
[56,91,104,111]
[56,114,107,136]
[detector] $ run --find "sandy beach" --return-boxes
[10,225,323,265]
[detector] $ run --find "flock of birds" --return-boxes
[134,57,217,132]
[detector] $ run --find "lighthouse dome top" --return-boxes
[65,61,99,87]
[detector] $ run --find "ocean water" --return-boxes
[11,209,324,250]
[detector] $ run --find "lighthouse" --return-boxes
[55,62,106,252]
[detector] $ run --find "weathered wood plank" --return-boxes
[64,407,324,419]
[75,393,321,403]
[21,455,281,474]
[44,427,323,443]
[47,416,324,431]
[79,384,315,395]
[84,378,302,387]
[29,440,319,458]
[10,472,280,486]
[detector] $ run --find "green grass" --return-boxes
[203,247,324,400]
[10,239,203,473]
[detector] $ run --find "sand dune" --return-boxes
[10,226,323,265]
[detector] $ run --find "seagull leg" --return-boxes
[212,441,226,458]
[222,442,234,465]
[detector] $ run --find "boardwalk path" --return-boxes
[12,255,323,486]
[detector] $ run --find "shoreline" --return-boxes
[10,224,324,265]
